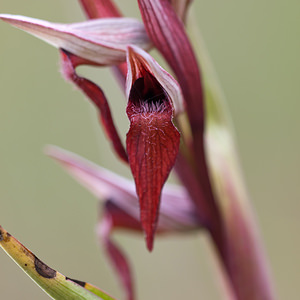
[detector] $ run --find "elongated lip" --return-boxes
[124,45,185,250]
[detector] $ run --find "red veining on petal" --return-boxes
[126,72,180,251]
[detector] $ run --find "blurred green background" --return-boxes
[0,1,299,299]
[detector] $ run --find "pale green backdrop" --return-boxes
[0,1,299,299]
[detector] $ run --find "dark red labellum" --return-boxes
[126,71,180,251]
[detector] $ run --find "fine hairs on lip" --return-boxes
[134,99,167,114]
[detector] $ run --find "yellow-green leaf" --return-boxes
[0,226,116,300]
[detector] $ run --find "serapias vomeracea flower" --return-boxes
[0,1,276,300]
[0,11,184,250]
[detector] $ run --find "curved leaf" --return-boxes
[0,226,115,300]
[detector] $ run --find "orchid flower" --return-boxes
[0,1,276,300]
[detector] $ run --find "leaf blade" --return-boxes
[0,226,115,300]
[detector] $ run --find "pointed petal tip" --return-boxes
[126,44,143,61]
[126,44,134,53]
[146,233,154,252]
[44,144,63,159]
[0,13,8,20]
[0,13,18,21]
[142,220,156,252]
[126,45,139,58]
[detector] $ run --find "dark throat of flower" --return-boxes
[126,72,180,251]
[128,74,168,114]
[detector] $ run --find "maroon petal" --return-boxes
[60,49,128,163]
[98,205,135,300]
[79,0,122,18]
[126,48,180,251]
